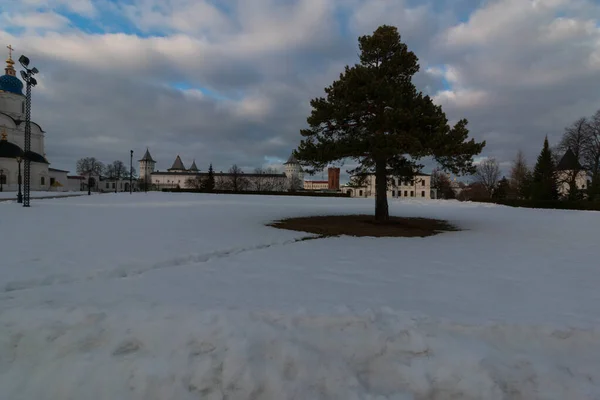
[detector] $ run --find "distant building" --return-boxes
[139,149,299,191]
[343,174,433,199]
[304,167,341,191]
[556,148,588,198]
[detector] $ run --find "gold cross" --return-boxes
[6,45,13,59]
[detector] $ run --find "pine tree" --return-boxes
[294,25,485,221]
[493,177,509,200]
[203,163,215,192]
[531,137,558,201]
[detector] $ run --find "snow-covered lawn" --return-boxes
[1,193,599,399]
[0,190,87,200]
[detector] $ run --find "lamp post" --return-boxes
[0,168,3,192]
[130,150,133,194]
[16,155,23,203]
[18,54,38,208]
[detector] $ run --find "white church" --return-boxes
[0,45,74,193]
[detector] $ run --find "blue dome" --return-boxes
[0,74,24,95]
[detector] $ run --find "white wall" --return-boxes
[557,170,588,197]
[344,174,432,199]
[48,170,69,191]
[0,92,25,120]
[67,177,85,192]
[0,123,45,155]
[0,158,50,191]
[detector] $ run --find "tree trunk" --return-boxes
[374,158,389,222]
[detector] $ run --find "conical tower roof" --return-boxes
[189,160,199,171]
[556,148,582,171]
[139,148,155,163]
[284,152,298,165]
[168,155,186,171]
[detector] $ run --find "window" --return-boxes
[404,190,408,196]
[112,183,115,189]
[0,174,6,185]
[422,180,425,186]
[106,183,110,189]
[421,191,425,197]
[22,102,25,113]
[392,190,396,197]
[359,190,363,196]
[41,177,45,185]
[410,191,414,197]
[50,177,55,185]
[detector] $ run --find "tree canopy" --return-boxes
[294,25,485,220]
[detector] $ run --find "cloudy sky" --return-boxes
[1,0,600,180]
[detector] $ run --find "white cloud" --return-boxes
[2,12,70,30]
[1,0,600,176]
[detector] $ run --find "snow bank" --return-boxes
[1,307,598,400]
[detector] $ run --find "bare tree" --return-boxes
[214,175,228,190]
[261,167,280,191]
[226,164,249,192]
[104,160,128,192]
[474,158,500,197]
[251,168,268,191]
[185,176,203,189]
[76,157,104,195]
[558,117,592,161]
[510,150,530,199]
[431,168,455,199]
[584,110,600,198]
[288,175,303,192]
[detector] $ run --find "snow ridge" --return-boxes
[1,308,598,400]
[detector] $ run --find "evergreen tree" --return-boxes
[531,137,558,201]
[294,25,485,221]
[202,163,215,192]
[493,177,509,200]
[520,170,534,199]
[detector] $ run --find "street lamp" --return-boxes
[130,150,133,194]
[0,168,4,192]
[16,155,23,203]
[88,170,92,196]
[19,54,38,208]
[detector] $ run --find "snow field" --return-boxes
[1,193,599,399]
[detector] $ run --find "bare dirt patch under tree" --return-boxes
[268,215,458,238]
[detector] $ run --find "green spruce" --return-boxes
[203,163,215,192]
[294,25,485,221]
[531,137,558,201]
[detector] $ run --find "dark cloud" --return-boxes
[1,0,599,182]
